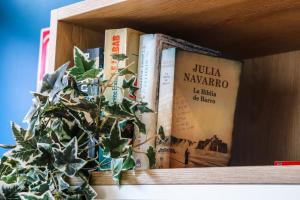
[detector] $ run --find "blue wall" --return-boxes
[0,0,80,156]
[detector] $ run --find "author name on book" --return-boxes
[184,64,229,89]
[184,64,230,104]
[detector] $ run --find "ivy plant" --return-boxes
[0,46,162,199]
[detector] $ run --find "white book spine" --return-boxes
[103,29,127,104]
[156,48,176,169]
[134,35,159,169]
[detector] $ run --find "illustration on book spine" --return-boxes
[156,48,241,168]
[134,34,220,169]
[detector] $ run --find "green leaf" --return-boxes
[105,103,133,118]
[69,66,84,78]
[111,54,127,61]
[65,195,82,200]
[83,184,97,200]
[158,126,166,141]
[98,147,111,170]
[111,158,123,183]
[57,175,69,191]
[121,75,139,98]
[73,47,85,71]
[120,98,135,114]
[122,76,136,89]
[8,123,39,162]
[70,46,98,81]
[24,116,39,140]
[19,191,55,200]
[102,121,128,158]
[9,146,40,163]
[133,117,146,134]
[136,103,153,113]
[11,122,26,146]
[146,146,156,169]
[28,143,55,167]
[0,157,14,178]
[39,63,69,98]
[74,46,96,71]
[1,169,18,184]
[118,68,135,76]
[29,180,50,194]
[77,69,100,81]
[0,144,16,149]
[31,92,48,103]
[53,137,87,177]
[50,119,72,145]
[23,96,40,124]
[0,181,20,200]
[122,147,135,170]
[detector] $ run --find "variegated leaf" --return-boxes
[53,137,86,177]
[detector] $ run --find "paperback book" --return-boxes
[156,48,241,168]
[133,34,220,169]
[103,28,143,103]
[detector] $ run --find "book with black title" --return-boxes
[156,48,241,168]
[133,34,221,169]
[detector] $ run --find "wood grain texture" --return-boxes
[93,185,300,200]
[54,0,300,59]
[47,10,59,73]
[47,0,300,170]
[231,50,300,165]
[53,21,103,70]
[90,166,300,185]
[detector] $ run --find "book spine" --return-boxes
[274,161,300,166]
[84,48,104,70]
[103,28,142,103]
[37,28,50,91]
[133,35,159,169]
[155,48,176,169]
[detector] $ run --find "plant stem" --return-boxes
[102,61,135,94]
[133,135,157,148]
[80,141,101,152]
[132,149,145,154]
[99,116,108,130]
[77,131,87,143]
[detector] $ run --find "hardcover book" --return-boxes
[133,34,220,169]
[156,48,241,168]
[274,161,300,166]
[103,28,143,103]
[37,28,50,91]
[84,47,104,70]
[77,48,104,97]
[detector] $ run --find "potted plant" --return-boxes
[0,47,160,199]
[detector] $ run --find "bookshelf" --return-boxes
[47,0,300,186]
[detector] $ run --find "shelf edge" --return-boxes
[90,166,300,185]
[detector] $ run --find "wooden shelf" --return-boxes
[49,0,300,70]
[49,0,300,186]
[90,166,300,185]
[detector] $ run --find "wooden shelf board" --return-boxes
[90,166,300,185]
[53,0,300,59]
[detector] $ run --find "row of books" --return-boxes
[102,28,242,169]
[37,27,242,169]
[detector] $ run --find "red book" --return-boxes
[274,161,300,166]
[37,28,50,90]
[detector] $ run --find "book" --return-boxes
[156,48,241,168]
[133,34,221,169]
[84,47,104,70]
[76,48,104,161]
[103,28,143,104]
[77,48,104,97]
[37,28,50,91]
[274,161,300,166]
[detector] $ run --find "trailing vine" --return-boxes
[0,47,161,199]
